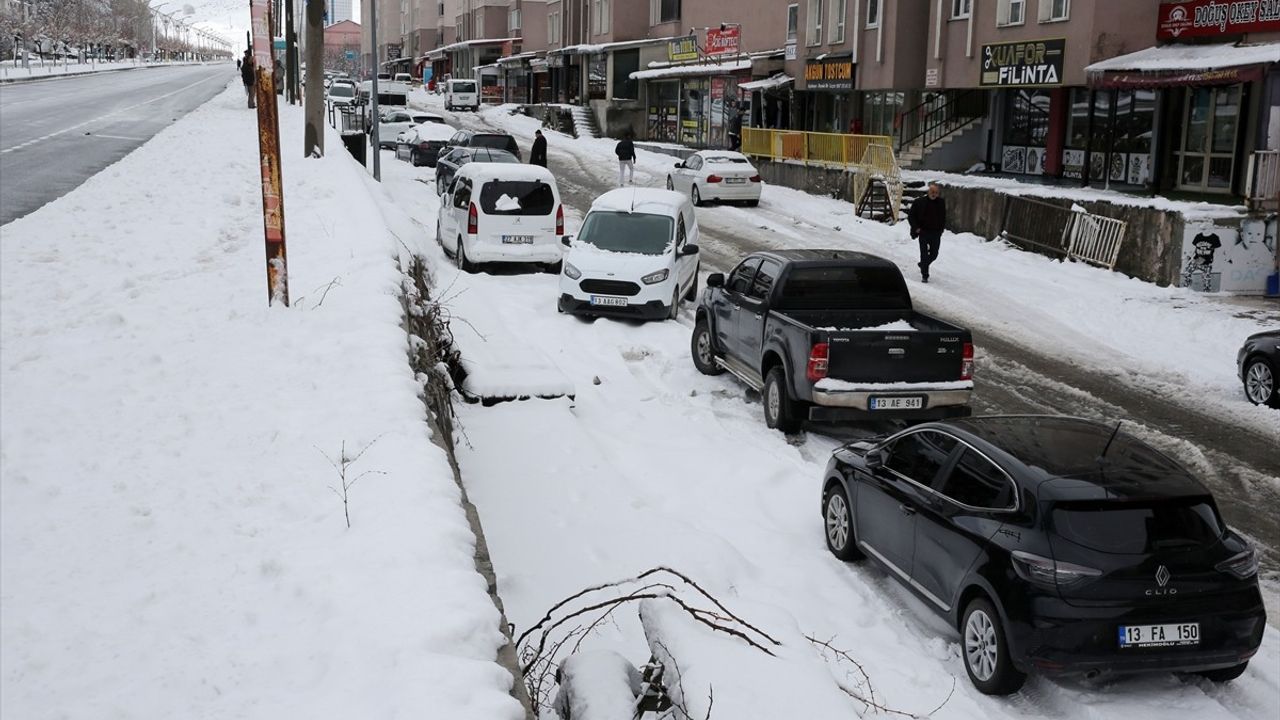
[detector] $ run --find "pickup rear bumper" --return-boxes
[807,386,973,421]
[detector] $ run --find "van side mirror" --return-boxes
[706,272,725,288]
[864,449,885,470]
[674,161,683,169]
[680,244,699,256]
[561,235,572,247]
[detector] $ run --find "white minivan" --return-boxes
[445,78,479,111]
[437,163,565,273]
[558,189,700,321]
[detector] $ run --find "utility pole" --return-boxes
[304,0,324,157]
[369,0,381,180]
[284,0,297,104]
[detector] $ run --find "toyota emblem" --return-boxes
[1155,565,1171,587]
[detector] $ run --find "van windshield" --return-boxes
[578,212,673,255]
[1051,498,1225,554]
[452,81,477,93]
[329,85,354,97]
[480,181,555,215]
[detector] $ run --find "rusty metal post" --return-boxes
[251,0,290,306]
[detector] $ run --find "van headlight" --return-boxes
[641,269,670,285]
[563,262,581,280]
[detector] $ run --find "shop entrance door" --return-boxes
[1177,85,1241,193]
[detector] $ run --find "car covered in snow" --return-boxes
[395,122,457,167]
[692,250,974,431]
[372,109,440,150]
[558,189,701,321]
[666,150,762,207]
[437,163,565,273]
[1237,329,1279,407]
[821,415,1266,695]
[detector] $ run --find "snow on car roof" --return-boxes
[411,123,457,141]
[457,162,556,183]
[589,188,686,216]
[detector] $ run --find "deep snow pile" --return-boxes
[371,133,1280,720]
[0,86,524,719]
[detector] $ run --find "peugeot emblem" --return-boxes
[1155,565,1171,587]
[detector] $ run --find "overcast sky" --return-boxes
[174,0,361,51]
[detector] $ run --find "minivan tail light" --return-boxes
[1011,551,1101,590]
[1216,548,1259,580]
[806,343,829,383]
[706,174,723,183]
[960,342,974,381]
[467,202,478,234]
[555,204,564,235]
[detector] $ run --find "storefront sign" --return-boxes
[980,38,1065,87]
[530,58,549,73]
[706,27,741,56]
[387,44,401,60]
[548,54,564,68]
[785,43,797,61]
[1158,0,1280,40]
[804,58,853,91]
[1096,64,1266,88]
[925,67,939,87]
[669,35,699,62]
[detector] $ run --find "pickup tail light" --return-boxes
[960,342,974,381]
[706,174,723,183]
[806,343,829,383]
[467,202,478,234]
[749,174,762,183]
[555,204,564,235]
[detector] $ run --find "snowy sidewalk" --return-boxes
[0,87,525,719]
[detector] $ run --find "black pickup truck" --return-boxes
[691,249,974,431]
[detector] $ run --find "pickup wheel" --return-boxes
[691,318,724,376]
[763,366,802,433]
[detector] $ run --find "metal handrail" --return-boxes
[896,89,985,153]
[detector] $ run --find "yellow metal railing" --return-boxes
[741,127,904,223]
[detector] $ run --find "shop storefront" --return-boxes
[632,57,752,147]
[792,55,852,132]
[739,73,792,130]
[980,37,1069,177]
[529,57,551,103]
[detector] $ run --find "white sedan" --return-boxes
[374,110,442,149]
[665,150,762,207]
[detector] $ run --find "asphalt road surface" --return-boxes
[0,64,233,226]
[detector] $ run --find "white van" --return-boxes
[558,189,700,321]
[445,78,479,111]
[438,163,565,273]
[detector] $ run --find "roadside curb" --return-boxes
[0,62,208,85]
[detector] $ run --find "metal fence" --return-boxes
[1000,196,1128,270]
[1247,150,1279,212]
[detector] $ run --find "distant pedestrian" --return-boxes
[615,131,636,187]
[530,129,548,167]
[848,117,863,135]
[907,181,946,283]
[274,58,284,95]
[236,57,241,71]
[240,51,256,109]
[728,110,742,151]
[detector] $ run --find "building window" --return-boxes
[998,0,1025,25]
[952,0,971,18]
[829,0,847,43]
[866,0,880,28]
[548,11,561,43]
[650,0,680,24]
[612,48,639,100]
[476,10,484,38]
[806,0,823,46]
[456,20,465,42]
[787,4,799,42]
[593,0,610,34]
[438,2,444,17]
[509,8,521,32]
[1039,0,1069,22]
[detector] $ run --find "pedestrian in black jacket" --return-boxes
[240,51,256,109]
[615,132,635,186]
[530,129,548,167]
[907,181,946,282]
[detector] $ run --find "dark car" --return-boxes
[821,415,1265,695]
[1237,329,1279,407]
[693,250,973,431]
[434,147,520,194]
[442,129,522,162]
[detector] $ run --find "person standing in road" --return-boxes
[615,131,636,187]
[530,129,548,167]
[907,181,946,283]
[240,51,256,109]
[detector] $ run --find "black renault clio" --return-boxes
[820,415,1265,695]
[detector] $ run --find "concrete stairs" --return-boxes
[569,106,600,139]
[897,118,982,169]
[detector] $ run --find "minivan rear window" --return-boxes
[776,266,911,310]
[1051,498,1225,554]
[480,181,555,215]
[452,81,477,92]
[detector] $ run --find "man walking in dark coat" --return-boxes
[615,131,636,186]
[240,50,256,109]
[530,129,548,167]
[907,181,946,282]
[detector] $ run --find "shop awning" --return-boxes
[630,59,753,81]
[554,36,683,56]
[436,37,521,54]
[739,73,793,91]
[497,51,539,65]
[1086,42,1280,88]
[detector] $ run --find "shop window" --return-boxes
[612,49,639,100]
[1002,89,1050,175]
[866,0,880,28]
[1178,85,1240,192]
[588,54,607,101]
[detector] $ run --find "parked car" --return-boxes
[435,147,520,195]
[821,415,1265,695]
[441,129,522,161]
[666,150,763,207]
[373,109,424,149]
[395,123,457,167]
[446,78,480,111]
[691,250,973,431]
[558,189,700,321]
[325,80,357,109]
[1237,329,1279,407]
[414,112,447,124]
[437,163,565,273]
[393,72,414,85]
